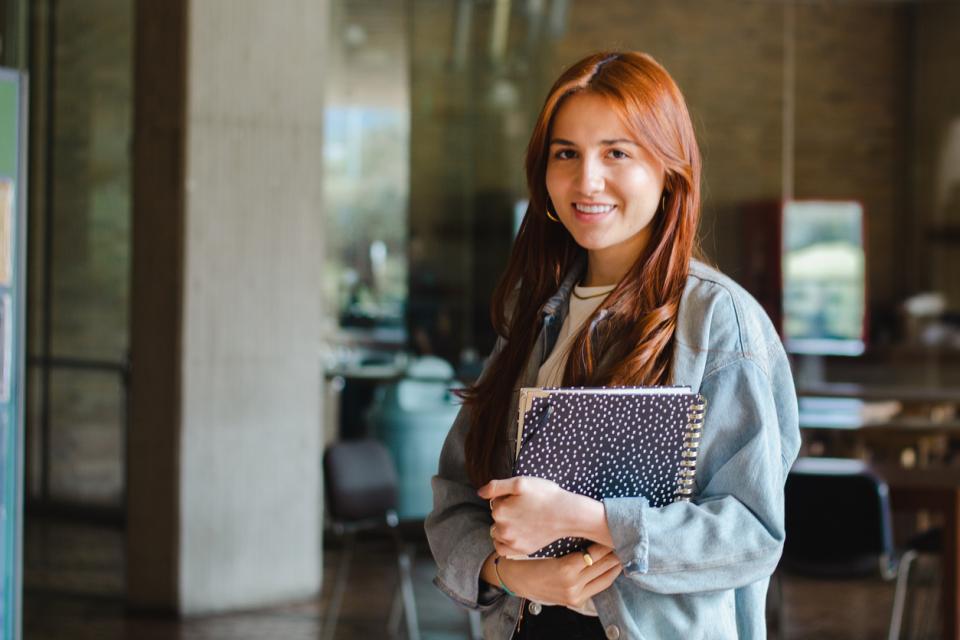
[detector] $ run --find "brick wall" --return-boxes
[912,2,960,308]
[409,0,950,357]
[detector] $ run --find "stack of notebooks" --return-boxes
[513,386,706,558]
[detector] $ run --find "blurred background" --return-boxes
[0,0,956,638]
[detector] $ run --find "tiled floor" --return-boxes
[23,518,473,640]
[23,516,939,639]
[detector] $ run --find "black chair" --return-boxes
[322,439,420,640]
[784,457,897,579]
[781,457,916,640]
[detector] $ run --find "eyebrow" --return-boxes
[549,137,639,147]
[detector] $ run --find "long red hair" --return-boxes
[461,52,703,487]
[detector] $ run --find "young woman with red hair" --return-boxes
[425,52,800,639]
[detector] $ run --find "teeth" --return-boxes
[574,203,615,214]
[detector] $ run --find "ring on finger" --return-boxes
[582,551,594,567]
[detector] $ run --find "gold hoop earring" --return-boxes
[545,200,560,222]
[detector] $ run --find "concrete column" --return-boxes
[129,0,327,614]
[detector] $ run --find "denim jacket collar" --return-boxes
[531,256,582,373]
[540,255,586,321]
[538,255,618,368]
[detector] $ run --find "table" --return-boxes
[324,362,405,440]
[799,382,960,403]
[795,390,960,639]
[872,464,960,640]
[799,395,960,434]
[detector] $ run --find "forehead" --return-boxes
[551,92,633,142]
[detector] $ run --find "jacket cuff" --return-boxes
[603,496,650,575]
[433,526,503,611]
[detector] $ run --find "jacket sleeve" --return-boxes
[424,340,506,611]
[603,355,800,594]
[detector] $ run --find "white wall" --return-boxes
[177,0,327,613]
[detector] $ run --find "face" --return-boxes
[545,92,666,280]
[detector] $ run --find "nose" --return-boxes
[577,156,604,194]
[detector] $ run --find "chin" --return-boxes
[567,231,610,251]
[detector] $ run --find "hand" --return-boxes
[479,476,610,556]
[479,476,570,556]
[498,543,622,608]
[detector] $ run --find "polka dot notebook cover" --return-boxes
[513,386,706,559]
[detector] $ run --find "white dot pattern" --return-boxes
[513,387,705,558]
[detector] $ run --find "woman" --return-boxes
[425,51,800,639]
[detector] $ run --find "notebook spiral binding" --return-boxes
[676,394,707,502]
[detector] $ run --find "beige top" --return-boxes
[537,283,616,387]
[533,281,615,617]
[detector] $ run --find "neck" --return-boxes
[582,229,650,287]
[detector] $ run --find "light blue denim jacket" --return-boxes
[425,259,801,639]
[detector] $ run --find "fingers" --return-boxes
[490,522,527,557]
[493,541,525,558]
[555,546,619,593]
[556,553,621,608]
[581,550,620,580]
[585,543,615,561]
[489,494,510,518]
[477,477,522,500]
[492,528,536,557]
[570,545,617,573]
[581,561,623,599]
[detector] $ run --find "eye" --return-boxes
[553,148,577,160]
[607,148,630,159]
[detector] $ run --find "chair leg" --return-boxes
[322,530,355,640]
[396,545,421,640]
[388,525,420,640]
[916,555,940,640]
[889,550,918,640]
[468,609,483,640]
[388,585,403,637]
[767,571,785,640]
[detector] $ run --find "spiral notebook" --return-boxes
[513,386,706,558]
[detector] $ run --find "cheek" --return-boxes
[622,171,662,209]
[545,166,563,200]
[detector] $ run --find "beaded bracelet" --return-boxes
[493,555,516,597]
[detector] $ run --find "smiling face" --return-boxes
[545,92,666,285]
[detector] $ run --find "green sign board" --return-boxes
[0,67,25,640]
